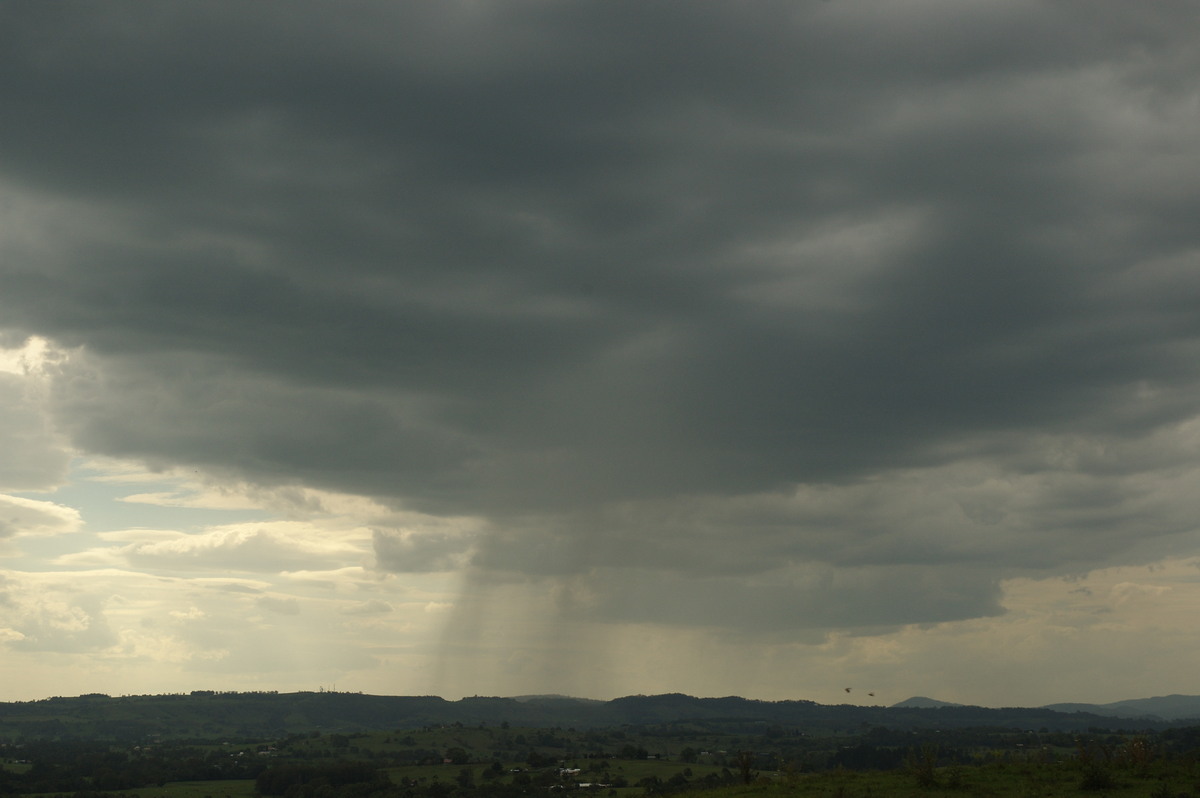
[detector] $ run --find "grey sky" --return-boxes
[2,1,1200,704]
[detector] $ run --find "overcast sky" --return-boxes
[3,0,1200,707]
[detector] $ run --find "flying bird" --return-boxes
[844,687,851,693]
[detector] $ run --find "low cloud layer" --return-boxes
[2,1,1200,700]
[0,364,71,493]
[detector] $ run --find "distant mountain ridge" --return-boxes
[508,694,604,703]
[2,691,1197,741]
[1041,694,1200,721]
[891,696,967,709]
[891,693,1200,721]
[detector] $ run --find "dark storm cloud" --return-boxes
[3,1,1200,632]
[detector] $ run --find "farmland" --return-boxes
[4,693,1200,797]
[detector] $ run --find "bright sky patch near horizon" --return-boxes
[3,1,1200,708]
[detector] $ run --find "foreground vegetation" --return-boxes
[5,718,1200,798]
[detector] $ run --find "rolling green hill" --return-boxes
[0,690,1183,741]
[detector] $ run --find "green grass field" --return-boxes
[23,781,258,798]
